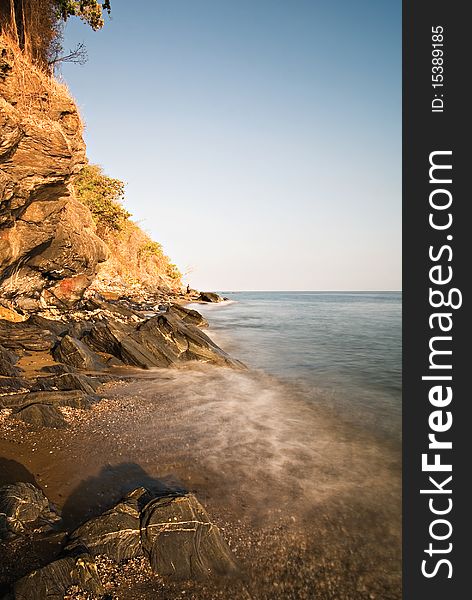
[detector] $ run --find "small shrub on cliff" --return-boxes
[166,263,182,281]
[138,241,164,258]
[74,164,130,234]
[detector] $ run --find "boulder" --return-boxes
[141,493,238,580]
[198,292,222,303]
[0,343,22,376]
[53,334,106,371]
[13,554,103,600]
[66,488,150,562]
[167,304,208,328]
[11,403,67,428]
[0,482,60,539]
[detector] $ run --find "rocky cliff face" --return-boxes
[0,38,107,310]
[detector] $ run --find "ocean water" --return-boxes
[190,291,402,440]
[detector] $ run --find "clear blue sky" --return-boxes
[62,0,401,291]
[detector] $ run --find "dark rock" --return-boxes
[85,295,142,321]
[40,363,75,375]
[3,390,93,410]
[53,334,106,371]
[26,316,69,337]
[198,292,222,303]
[32,373,99,395]
[0,376,31,395]
[0,482,60,539]
[11,403,67,428]
[84,314,241,369]
[141,493,238,580]
[0,344,22,376]
[84,319,159,369]
[13,554,103,600]
[66,488,150,562]
[138,314,241,368]
[167,304,209,328]
[0,319,58,352]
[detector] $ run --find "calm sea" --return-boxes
[190,291,402,439]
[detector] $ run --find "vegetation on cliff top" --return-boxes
[0,0,111,70]
[75,164,182,291]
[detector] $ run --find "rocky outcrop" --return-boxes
[199,291,224,303]
[141,493,238,580]
[0,38,107,310]
[0,482,60,539]
[167,303,209,327]
[83,311,241,369]
[0,343,21,376]
[14,554,104,600]
[2,483,238,597]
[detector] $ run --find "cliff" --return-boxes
[0,37,108,310]
[0,36,181,314]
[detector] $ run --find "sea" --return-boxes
[190,290,402,441]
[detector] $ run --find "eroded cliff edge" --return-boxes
[0,39,107,311]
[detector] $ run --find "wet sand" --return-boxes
[0,365,401,599]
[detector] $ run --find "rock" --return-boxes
[0,482,60,539]
[0,319,58,352]
[198,292,222,303]
[138,314,241,368]
[0,305,26,322]
[167,304,208,328]
[3,390,93,410]
[84,295,142,322]
[66,488,150,562]
[84,314,241,369]
[53,334,106,371]
[13,554,103,600]
[11,403,67,428]
[0,376,31,395]
[0,37,107,309]
[32,373,98,395]
[141,493,238,580]
[0,344,22,376]
[84,319,157,369]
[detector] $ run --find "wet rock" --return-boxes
[53,335,106,371]
[66,488,150,562]
[0,482,60,539]
[0,344,22,376]
[167,304,209,328]
[141,493,238,580]
[84,313,242,369]
[11,403,67,428]
[13,553,103,600]
[198,292,222,303]
[138,314,241,368]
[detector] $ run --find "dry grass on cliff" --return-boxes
[0,33,80,128]
[91,220,182,295]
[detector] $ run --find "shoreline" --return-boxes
[1,293,401,599]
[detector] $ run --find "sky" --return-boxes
[62,0,401,291]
